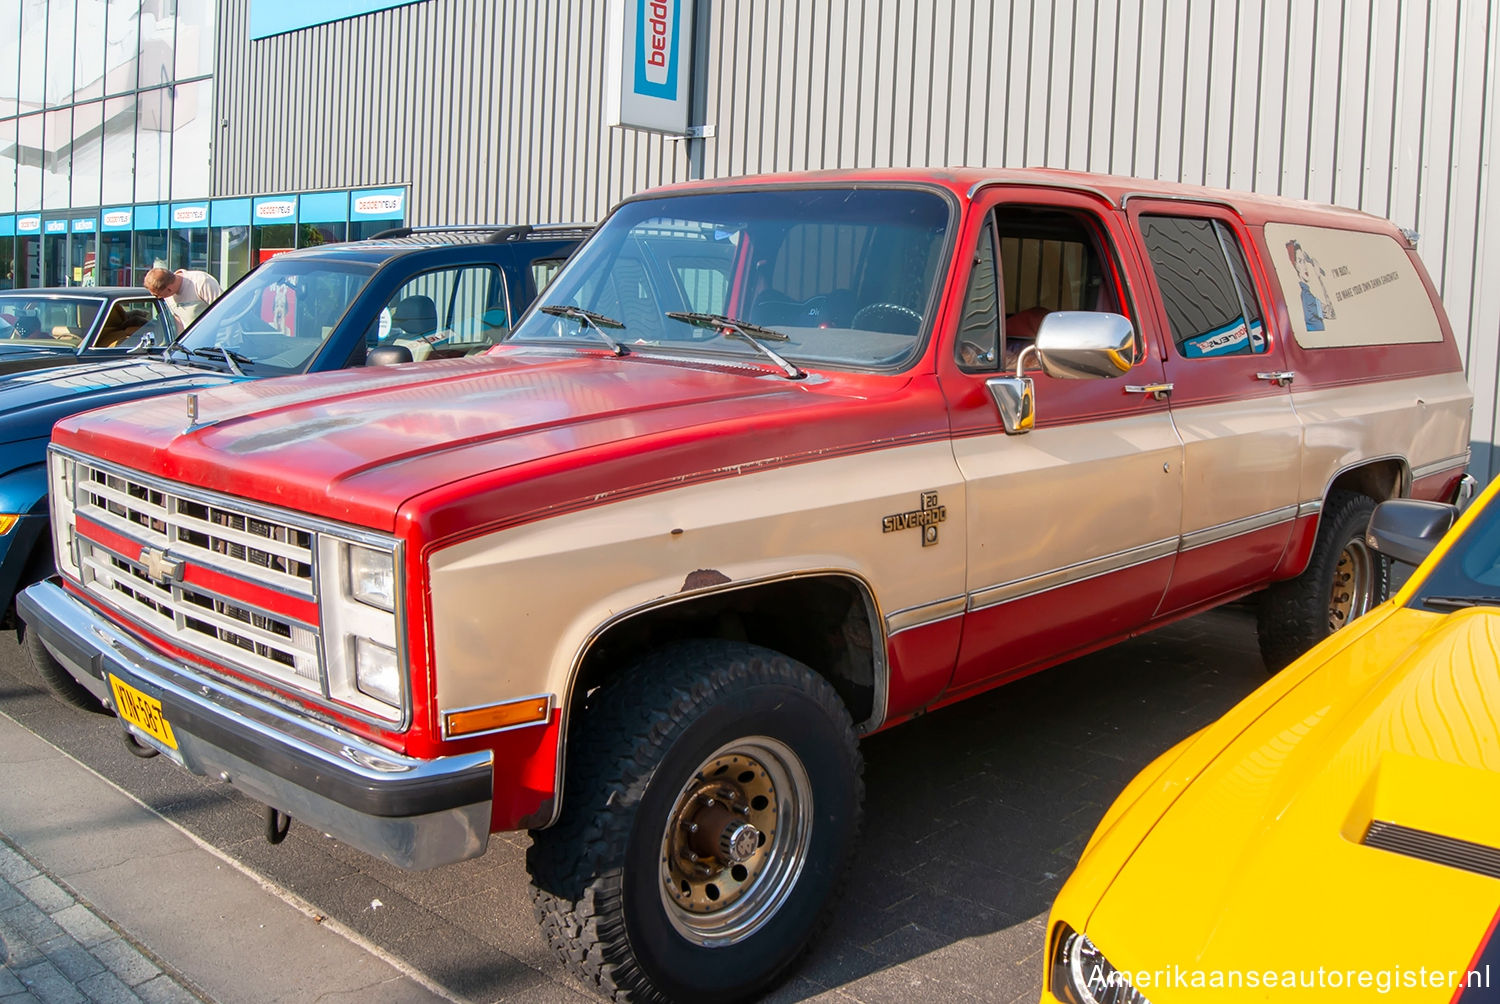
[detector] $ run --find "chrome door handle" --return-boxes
[1125,382,1173,400]
[1256,371,1295,386]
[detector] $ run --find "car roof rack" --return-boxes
[366,223,593,244]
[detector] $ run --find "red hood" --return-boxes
[55,348,939,536]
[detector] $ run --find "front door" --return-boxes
[939,189,1184,697]
[1127,202,1303,615]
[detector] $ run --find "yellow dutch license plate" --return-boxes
[108,674,178,750]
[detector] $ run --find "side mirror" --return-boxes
[1030,311,1137,379]
[986,311,1136,435]
[1366,498,1457,566]
[366,345,414,366]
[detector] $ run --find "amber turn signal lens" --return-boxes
[444,697,551,737]
[0,515,17,536]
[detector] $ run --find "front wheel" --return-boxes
[528,640,863,1003]
[1257,490,1388,672]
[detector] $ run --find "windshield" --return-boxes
[0,294,103,350]
[1410,495,1500,611]
[178,258,375,373]
[507,186,953,371]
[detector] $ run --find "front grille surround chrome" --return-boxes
[50,447,410,730]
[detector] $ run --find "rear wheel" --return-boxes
[528,640,862,1003]
[1257,490,1388,672]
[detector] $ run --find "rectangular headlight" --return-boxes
[353,636,401,706]
[347,544,395,611]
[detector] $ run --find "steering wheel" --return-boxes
[851,302,922,334]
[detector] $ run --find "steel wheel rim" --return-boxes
[1328,537,1374,632]
[659,736,812,947]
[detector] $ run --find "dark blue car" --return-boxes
[0,225,589,635]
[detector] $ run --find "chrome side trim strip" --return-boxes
[1179,505,1298,552]
[1411,453,1470,480]
[886,595,966,636]
[968,538,1179,612]
[1297,500,1323,518]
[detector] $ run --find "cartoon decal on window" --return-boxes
[1286,239,1336,331]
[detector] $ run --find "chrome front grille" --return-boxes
[71,460,321,692]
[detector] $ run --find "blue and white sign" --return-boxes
[170,203,209,228]
[607,0,694,135]
[71,217,96,233]
[350,187,405,220]
[101,209,134,231]
[16,216,39,234]
[43,220,66,235]
[254,196,298,222]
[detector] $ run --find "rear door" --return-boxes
[1128,202,1302,614]
[939,188,1183,696]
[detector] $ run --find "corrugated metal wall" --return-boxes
[215,0,1500,477]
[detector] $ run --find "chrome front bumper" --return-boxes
[18,579,493,871]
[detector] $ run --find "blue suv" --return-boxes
[0,224,589,636]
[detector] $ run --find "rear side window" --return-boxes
[1263,222,1443,348]
[1141,216,1267,358]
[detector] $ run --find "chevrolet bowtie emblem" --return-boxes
[140,547,183,586]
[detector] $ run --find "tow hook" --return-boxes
[121,731,159,759]
[265,806,291,845]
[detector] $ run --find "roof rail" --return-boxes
[365,224,592,243]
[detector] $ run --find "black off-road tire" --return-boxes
[24,623,104,712]
[1257,490,1388,673]
[527,640,863,1003]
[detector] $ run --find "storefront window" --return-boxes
[18,1,45,113]
[171,226,209,273]
[303,222,349,245]
[252,223,296,264]
[170,78,211,197]
[138,0,175,90]
[75,0,109,103]
[72,101,104,208]
[18,234,41,288]
[41,107,71,210]
[44,0,76,107]
[210,226,251,285]
[0,240,15,290]
[135,85,170,204]
[0,6,21,118]
[175,0,214,80]
[98,230,133,285]
[133,226,167,283]
[105,0,141,96]
[101,95,135,205]
[16,114,41,211]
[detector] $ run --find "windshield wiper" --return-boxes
[665,312,805,379]
[540,305,628,356]
[190,346,253,376]
[1421,595,1500,610]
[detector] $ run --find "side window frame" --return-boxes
[955,215,1002,372]
[1137,212,1271,360]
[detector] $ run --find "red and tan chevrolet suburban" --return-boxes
[19,168,1473,1002]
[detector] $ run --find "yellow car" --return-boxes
[1044,478,1500,1003]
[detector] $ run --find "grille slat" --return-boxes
[75,464,314,597]
[70,460,322,696]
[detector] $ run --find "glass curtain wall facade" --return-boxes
[0,0,216,288]
[0,1,408,292]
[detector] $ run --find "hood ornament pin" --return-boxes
[186,393,199,425]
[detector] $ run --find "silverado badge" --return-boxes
[882,491,947,547]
